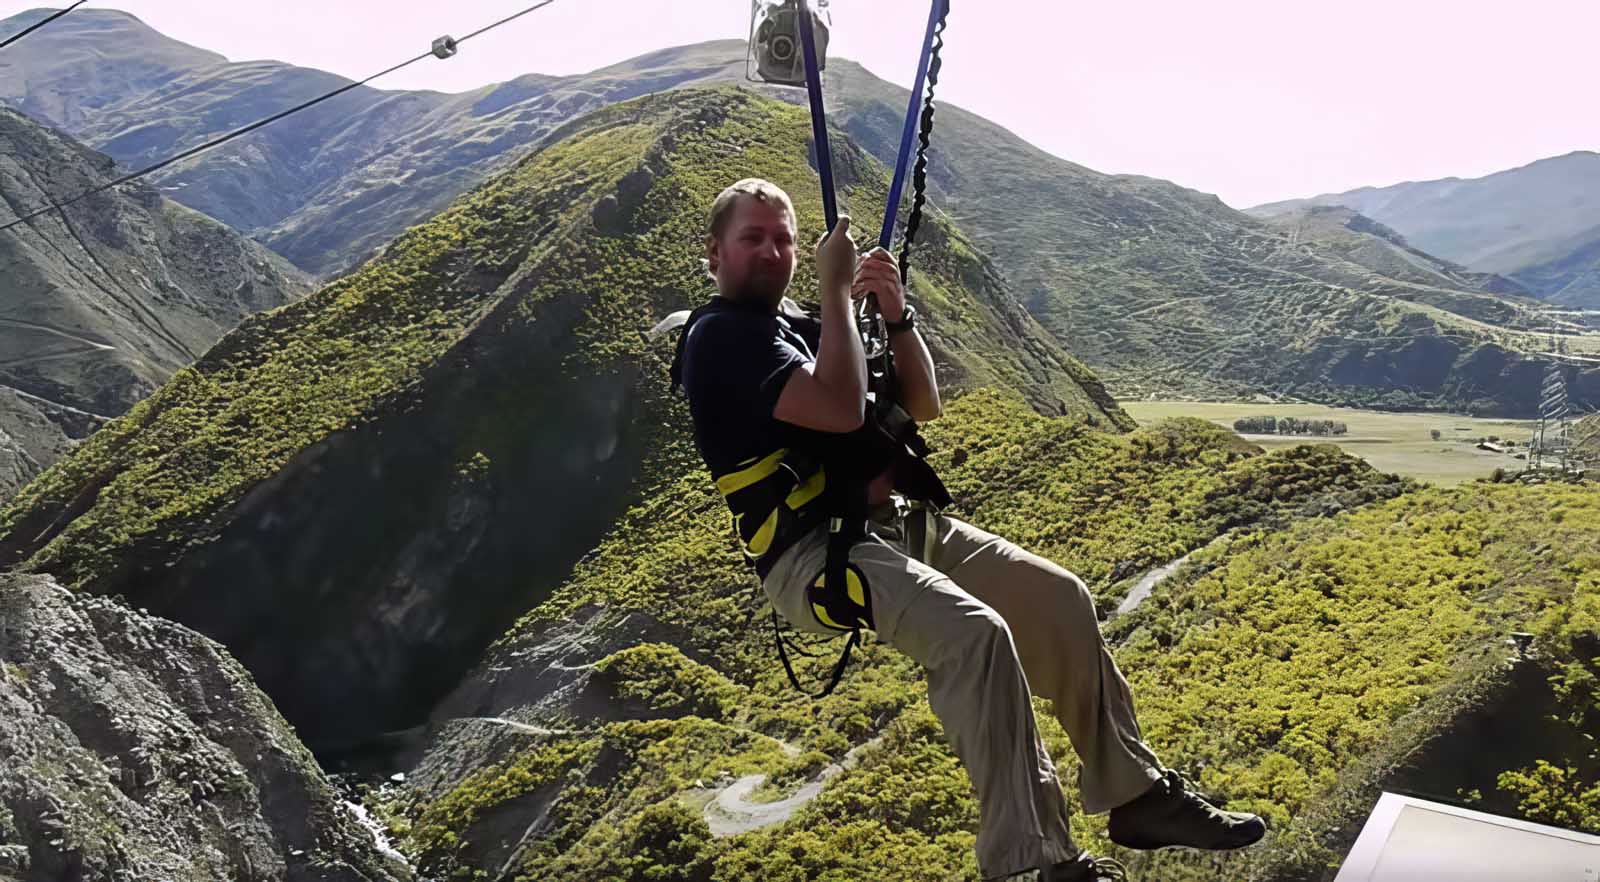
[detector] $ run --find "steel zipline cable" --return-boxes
[0,1,88,52]
[0,0,560,235]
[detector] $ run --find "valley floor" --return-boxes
[1121,400,1543,485]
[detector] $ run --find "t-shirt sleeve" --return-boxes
[683,311,810,421]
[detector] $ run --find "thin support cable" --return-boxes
[0,0,562,234]
[0,1,88,52]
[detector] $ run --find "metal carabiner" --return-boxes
[857,294,889,360]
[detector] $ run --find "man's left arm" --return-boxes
[853,248,942,422]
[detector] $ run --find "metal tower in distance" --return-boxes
[1529,339,1576,474]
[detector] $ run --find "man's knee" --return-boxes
[927,594,1017,666]
[967,601,1020,657]
[1064,570,1093,605]
[1011,545,1095,611]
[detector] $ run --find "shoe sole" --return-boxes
[1109,826,1267,851]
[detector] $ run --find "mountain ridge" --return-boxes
[3,10,1592,416]
[0,87,1125,750]
[1249,151,1600,309]
[0,106,308,498]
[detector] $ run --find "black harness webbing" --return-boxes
[774,608,860,699]
[766,0,953,699]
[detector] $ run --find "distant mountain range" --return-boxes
[0,106,307,498]
[1250,152,1600,310]
[0,9,749,276]
[2,8,1594,416]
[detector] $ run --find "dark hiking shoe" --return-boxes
[1107,769,1266,851]
[1041,854,1129,882]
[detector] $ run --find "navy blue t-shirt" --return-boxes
[680,297,820,478]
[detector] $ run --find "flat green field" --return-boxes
[1120,400,1541,486]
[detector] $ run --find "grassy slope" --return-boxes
[0,106,656,585]
[394,394,1595,881]
[392,388,1524,881]
[1110,481,1600,879]
[0,86,1115,589]
[1121,400,1540,487]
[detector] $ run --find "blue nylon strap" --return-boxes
[796,0,837,231]
[881,0,949,250]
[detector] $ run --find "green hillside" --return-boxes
[394,391,1398,879]
[0,41,1593,880]
[394,386,1596,881]
[1111,480,1599,879]
[0,87,1123,750]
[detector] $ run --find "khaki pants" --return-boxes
[763,506,1163,880]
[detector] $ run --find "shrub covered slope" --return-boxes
[394,389,1595,881]
[0,87,1124,750]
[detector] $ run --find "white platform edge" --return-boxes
[1333,791,1600,882]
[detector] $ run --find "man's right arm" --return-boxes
[774,218,866,433]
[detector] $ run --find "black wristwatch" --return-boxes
[884,302,918,334]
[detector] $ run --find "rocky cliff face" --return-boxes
[0,88,1125,753]
[0,573,408,882]
[0,108,308,498]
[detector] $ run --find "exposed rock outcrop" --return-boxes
[0,573,409,881]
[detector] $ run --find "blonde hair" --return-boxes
[706,178,797,240]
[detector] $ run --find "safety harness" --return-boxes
[666,0,954,697]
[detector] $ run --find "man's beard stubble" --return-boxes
[732,265,791,309]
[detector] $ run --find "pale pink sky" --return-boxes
[27,0,1600,208]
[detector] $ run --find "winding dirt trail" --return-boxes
[702,734,885,837]
[448,716,579,737]
[0,318,117,370]
[1115,553,1194,617]
[0,318,115,351]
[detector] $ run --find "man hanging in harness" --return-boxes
[669,3,1265,880]
[672,179,1266,881]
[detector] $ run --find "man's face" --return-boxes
[707,195,797,308]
